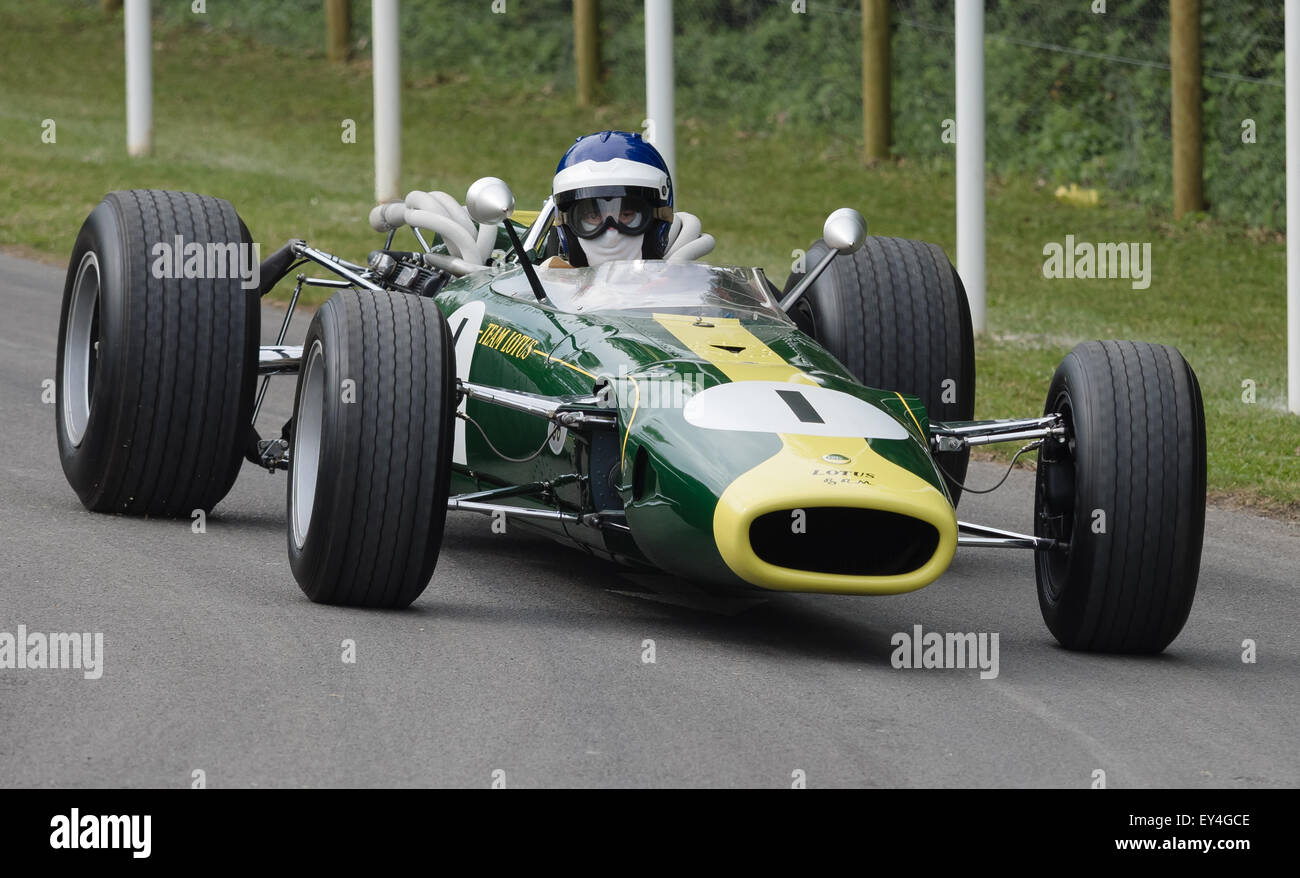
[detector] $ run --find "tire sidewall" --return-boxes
[1034,350,1103,643]
[287,297,353,600]
[56,201,132,508]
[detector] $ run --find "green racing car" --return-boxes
[54,175,1206,655]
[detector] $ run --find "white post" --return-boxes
[645,0,677,189]
[372,0,401,203]
[956,0,986,334]
[124,0,152,157]
[1288,0,1300,413]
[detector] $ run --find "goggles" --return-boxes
[558,194,673,240]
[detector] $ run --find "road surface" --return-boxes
[1,251,1295,788]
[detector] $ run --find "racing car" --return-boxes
[54,181,1206,653]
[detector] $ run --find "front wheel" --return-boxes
[1034,340,1206,653]
[287,289,456,608]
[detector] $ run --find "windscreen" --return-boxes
[490,260,793,324]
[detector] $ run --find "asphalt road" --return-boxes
[1,250,1296,788]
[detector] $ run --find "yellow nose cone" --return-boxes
[713,435,957,594]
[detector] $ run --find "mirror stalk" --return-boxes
[779,248,839,313]
[780,207,868,313]
[503,221,550,304]
[466,176,550,304]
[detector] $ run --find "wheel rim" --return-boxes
[63,251,101,447]
[1037,393,1076,599]
[291,339,325,549]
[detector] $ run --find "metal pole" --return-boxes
[645,0,676,188]
[326,0,351,64]
[955,0,985,334]
[575,0,601,108]
[861,0,890,162]
[372,0,401,203]
[1289,0,1300,413]
[124,0,152,157]
[1171,0,1204,219]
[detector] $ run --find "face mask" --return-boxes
[579,227,644,265]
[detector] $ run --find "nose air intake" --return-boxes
[749,507,941,577]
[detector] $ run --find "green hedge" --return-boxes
[151,0,1285,227]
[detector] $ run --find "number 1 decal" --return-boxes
[446,301,486,464]
[681,380,910,440]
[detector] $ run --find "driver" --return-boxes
[547,130,676,267]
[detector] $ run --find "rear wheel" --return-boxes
[785,235,975,505]
[287,289,456,608]
[56,190,259,514]
[1034,341,1206,653]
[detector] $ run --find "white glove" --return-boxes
[663,211,715,262]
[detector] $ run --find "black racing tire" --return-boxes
[56,190,259,515]
[1034,341,1206,653]
[785,236,975,505]
[287,289,456,608]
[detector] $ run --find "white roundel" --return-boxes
[682,381,910,440]
[547,424,568,455]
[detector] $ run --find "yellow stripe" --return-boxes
[649,314,804,383]
[894,391,927,440]
[650,313,957,596]
[620,377,640,468]
[532,349,598,380]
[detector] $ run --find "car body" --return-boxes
[437,259,956,595]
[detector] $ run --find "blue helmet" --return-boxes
[552,130,674,266]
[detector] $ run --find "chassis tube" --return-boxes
[958,520,1063,551]
[292,243,383,291]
